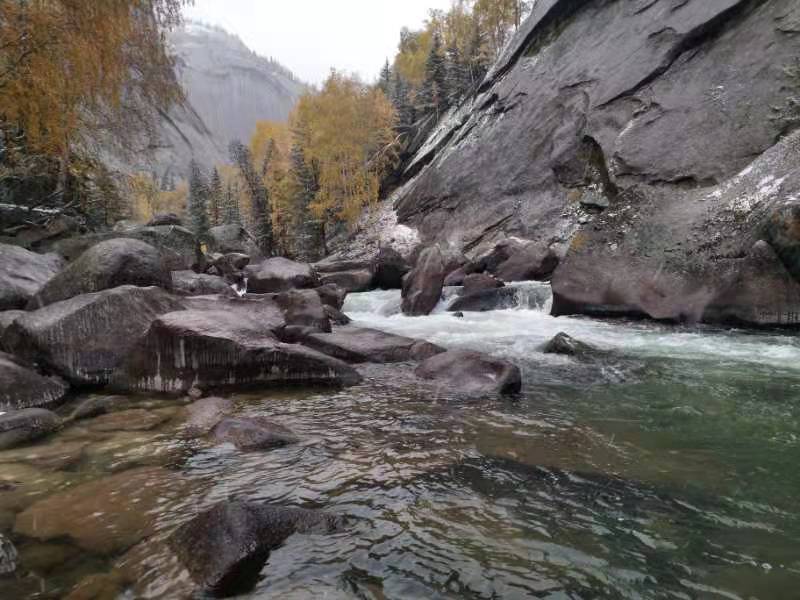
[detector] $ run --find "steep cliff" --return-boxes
[393,0,800,326]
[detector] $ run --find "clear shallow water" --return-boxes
[2,284,800,599]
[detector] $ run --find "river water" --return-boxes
[2,283,800,599]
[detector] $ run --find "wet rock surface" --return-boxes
[448,286,521,312]
[318,268,374,293]
[315,283,347,310]
[0,409,61,450]
[0,311,25,337]
[168,501,341,596]
[171,270,231,296]
[415,350,522,395]
[0,352,68,412]
[182,397,234,438]
[273,289,331,333]
[3,286,184,385]
[0,244,63,310]
[462,273,504,295]
[29,239,172,308]
[0,533,17,575]
[401,246,445,316]
[302,326,445,364]
[542,333,599,357]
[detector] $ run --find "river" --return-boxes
[2,283,799,598]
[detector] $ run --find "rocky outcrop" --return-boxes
[0,244,63,310]
[393,0,800,327]
[30,239,172,308]
[0,409,61,450]
[168,501,341,597]
[302,326,445,364]
[3,286,184,385]
[245,257,318,293]
[401,246,445,316]
[0,353,68,412]
[415,350,522,395]
[171,270,231,296]
[113,309,361,393]
[211,417,299,451]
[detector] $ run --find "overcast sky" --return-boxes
[184,0,453,85]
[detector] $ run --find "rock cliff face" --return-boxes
[394,0,800,326]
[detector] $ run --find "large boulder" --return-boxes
[372,246,409,290]
[315,283,347,310]
[302,326,445,364]
[0,409,61,450]
[171,270,231,296]
[29,239,172,308]
[113,309,361,393]
[3,286,184,385]
[313,254,373,274]
[493,242,561,282]
[415,350,522,395]
[0,311,25,338]
[448,287,520,312]
[273,289,331,333]
[318,269,374,293]
[0,353,68,412]
[208,224,262,258]
[542,333,598,357]
[462,273,504,295]
[401,246,446,316]
[211,417,299,451]
[245,257,318,293]
[168,501,341,597]
[0,244,63,310]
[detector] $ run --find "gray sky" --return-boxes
[184,0,453,85]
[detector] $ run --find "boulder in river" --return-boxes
[415,350,522,395]
[324,304,352,326]
[302,326,445,364]
[168,501,341,596]
[3,285,184,386]
[0,352,68,412]
[246,257,318,293]
[401,245,445,316]
[29,238,172,308]
[171,270,231,296]
[211,417,299,451]
[182,397,234,438]
[542,333,598,357]
[114,309,362,393]
[0,409,61,450]
[315,283,347,310]
[273,289,331,333]
[318,269,374,293]
[462,273,504,295]
[0,244,63,310]
[493,242,561,283]
[448,287,520,312]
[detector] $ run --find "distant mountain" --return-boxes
[129,22,305,182]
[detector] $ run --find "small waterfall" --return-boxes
[510,281,553,313]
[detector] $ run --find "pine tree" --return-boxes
[288,143,323,261]
[419,32,448,118]
[391,71,414,129]
[208,167,223,227]
[466,19,489,89]
[229,139,273,255]
[445,41,469,106]
[378,59,392,96]
[223,179,241,225]
[187,159,210,241]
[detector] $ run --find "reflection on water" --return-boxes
[1,284,800,598]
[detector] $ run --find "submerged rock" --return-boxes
[302,326,445,364]
[211,417,299,451]
[542,333,599,357]
[182,397,234,438]
[14,467,188,554]
[0,409,61,450]
[114,309,362,393]
[0,352,68,411]
[246,257,318,293]
[401,246,445,316]
[29,239,172,308]
[168,501,341,596]
[0,244,63,310]
[415,350,522,395]
[0,533,17,575]
[3,286,184,386]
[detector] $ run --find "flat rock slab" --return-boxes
[245,257,318,293]
[415,350,522,395]
[86,409,173,433]
[168,501,341,596]
[14,467,189,554]
[0,439,87,470]
[303,326,445,364]
[211,417,299,451]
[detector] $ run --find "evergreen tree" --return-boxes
[187,159,210,241]
[378,59,392,96]
[445,41,469,106]
[208,167,223,227]
[288,143,323,261]
[419,32,448,118]
[466,19,489,89]
[391,71,414,129]
[223,179,241,225]
[229,139,273,255]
